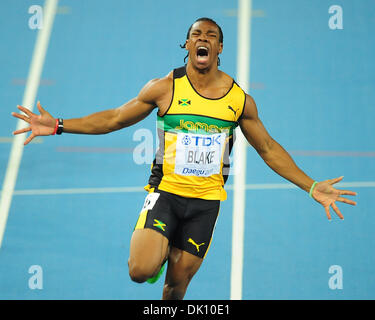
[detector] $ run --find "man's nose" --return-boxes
[198,34,208,42]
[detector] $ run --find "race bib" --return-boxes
[141,192,160,211]
[174,132,226,177]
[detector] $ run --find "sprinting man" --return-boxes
[12,17,357,300]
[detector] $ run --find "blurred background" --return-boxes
[0,0,374,299]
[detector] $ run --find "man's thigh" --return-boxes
[129,228,169,268]
[129,188,179,268]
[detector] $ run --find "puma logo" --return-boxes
[188,238,205,253]
[227,105,239,117]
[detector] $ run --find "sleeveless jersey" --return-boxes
[145,66,246,200]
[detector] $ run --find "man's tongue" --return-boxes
[196,47,209,63]
[197,55,209,63]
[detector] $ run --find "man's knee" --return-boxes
[162,267,194,300]
[166,263,195,286]
[128,260,157,283]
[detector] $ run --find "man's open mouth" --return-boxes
[196,46,209,63]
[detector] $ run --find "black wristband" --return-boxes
[56,118,64,135]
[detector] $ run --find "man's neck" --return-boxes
[186,62,220,89]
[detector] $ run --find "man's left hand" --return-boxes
[311,176,357,220]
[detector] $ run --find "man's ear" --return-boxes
[185,39,190,50]
[218,42,223,54]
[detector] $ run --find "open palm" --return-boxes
[312,176,357,220]
[12,101,56,145]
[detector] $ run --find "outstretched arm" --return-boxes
[12,76,172,144]
[239,94,357,220]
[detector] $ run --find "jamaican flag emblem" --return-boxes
[153,219,166,232]
[178,99,191,106]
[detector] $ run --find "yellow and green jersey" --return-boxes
[145,66,246,200]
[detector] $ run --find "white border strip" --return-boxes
[0,0,58,248]
[231,0,252,300]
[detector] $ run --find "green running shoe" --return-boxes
[147,261,166,284]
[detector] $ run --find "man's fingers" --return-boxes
[337,197,357,206]
[13,127,31,135]
[24,133,35,146]
[328,176,344,185]
[339,190,357,196]
[325,206,332,221]
[17,105,33,117]
[331,203,344,220]
[12,112,30,123]
[37,101,45,115]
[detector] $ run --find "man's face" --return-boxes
[185,20,223,71]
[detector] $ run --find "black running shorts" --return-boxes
[134,187,220,259]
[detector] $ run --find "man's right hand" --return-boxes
[12,101,56,145]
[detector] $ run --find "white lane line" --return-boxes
[5,181,373,196]
[0,137,44,144]
[0,0,58,248]
[13,186,145,196]
[231,0,252,301]
[228,181,375,190]
[289,150,375,157]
